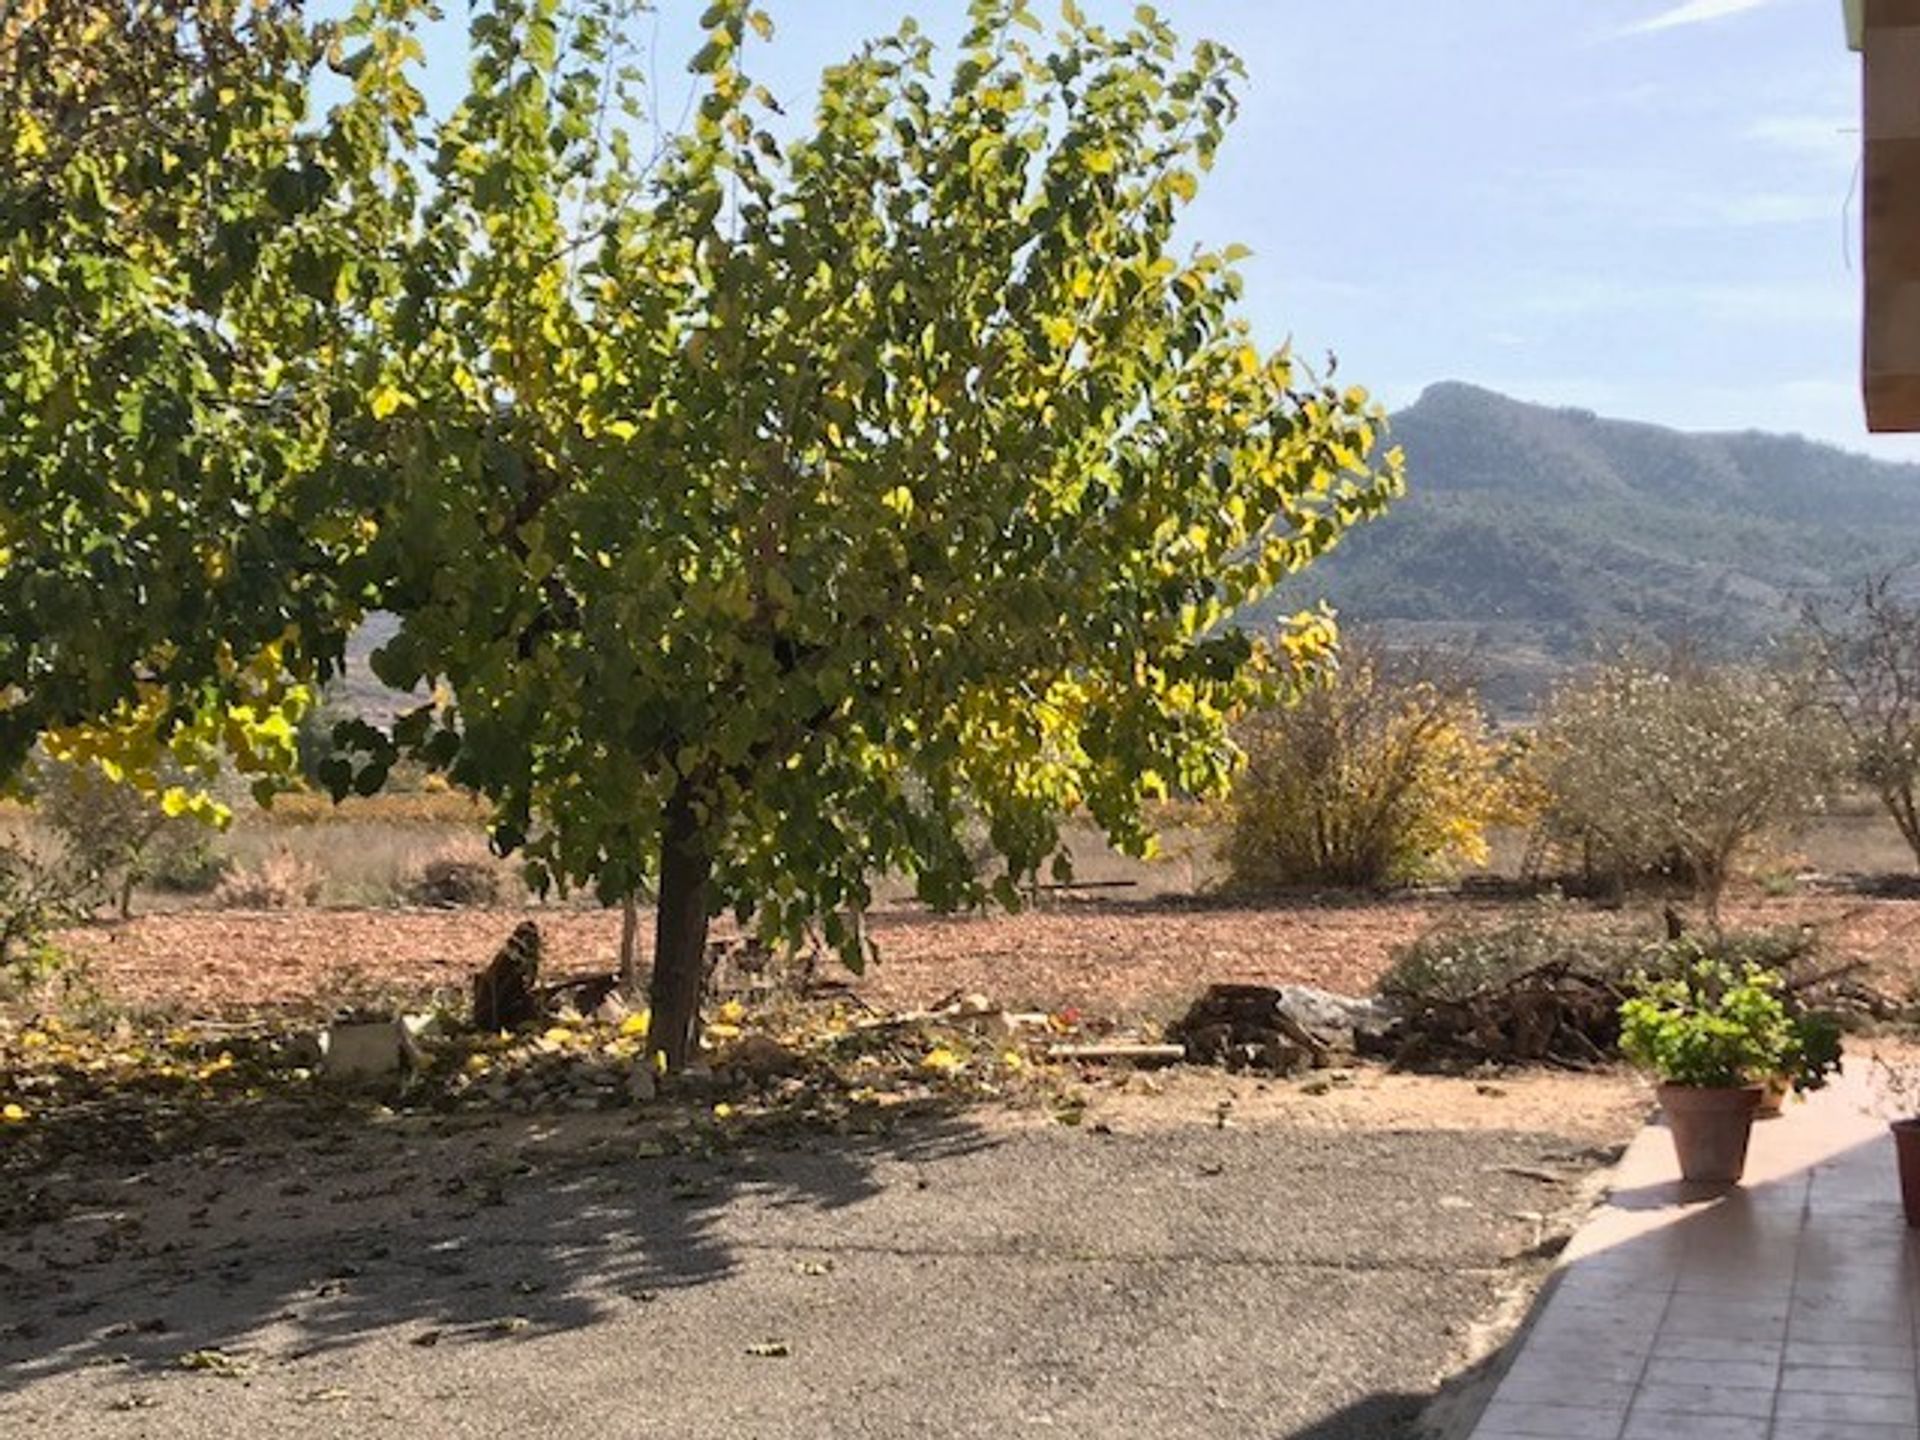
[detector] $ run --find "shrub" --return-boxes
[1223,645,1508,890]
[1380,902,1644,1005]
[0,841,86,991]
[1802,570,1920,870]
[28,756,186,918]
[212,847,325,909]
[144,832,231,895]
[1529,654,1846,920]
[406,842,505,908]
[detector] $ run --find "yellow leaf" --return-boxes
[1000,1050,1026,1073]
[20,1031,47,1049]
[1,1103,26,1123]
[716,1000,746,1025]
[920,1045,965,1074]
[712,1102,735,1120]
[619,1011,651,1038]
[369,385,407,420]
[705,1022,742,1042]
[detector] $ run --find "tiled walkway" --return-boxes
[1471,1065,1920,1440]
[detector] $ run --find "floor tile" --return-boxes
[1773,1389,1920,1426]
[1476,1399,1629,1438]
[1631,1381,1777,1419]
[1780,1365,1917,1398]
[1471,1070,1920,1440]
[1642,1356,1778,1391]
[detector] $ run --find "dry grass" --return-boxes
[264,788,490,827]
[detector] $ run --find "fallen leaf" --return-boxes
[176,1348,247,1377]
[744,1340,790,1358]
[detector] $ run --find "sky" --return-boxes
[409,0,1898,457]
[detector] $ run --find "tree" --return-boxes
[1530,653,1844,922]
[1803,570,1920,869]
[4,1,1399,1070]
[1222,644,1506,890]
[346,0,1401,1068]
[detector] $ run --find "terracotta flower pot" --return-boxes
[1658,1083,1762,1185]
[1756,1074,1791,1118]
[1891,1120,1920,1228]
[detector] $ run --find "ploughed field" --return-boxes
[57,890,1920,1020]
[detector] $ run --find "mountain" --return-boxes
[1257,382,1920,711]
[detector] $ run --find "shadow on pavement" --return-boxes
[0,1097,997,1385]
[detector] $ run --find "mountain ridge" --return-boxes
[1256,382,1920,708]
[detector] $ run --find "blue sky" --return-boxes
[412,1,1895,456]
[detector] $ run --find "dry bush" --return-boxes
[268,789,490,827]
[1529,653,1847,919]
[1224,644,1508,891]
[405,839,506,908]
[212,847,326,909]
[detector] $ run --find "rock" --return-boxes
[988,1011,1050,1039]
[626,1068,657,1103]
[1274,985,1398,1048]
[319,1020,412,1083]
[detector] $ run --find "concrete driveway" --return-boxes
[0,1083,1632,1439]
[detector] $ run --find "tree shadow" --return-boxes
[0,1091,997,1386]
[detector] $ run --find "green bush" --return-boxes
[0,842,83,988]
[1618,952,1799,1088]
[145,833,231,894]
[1380,902,1645,1004]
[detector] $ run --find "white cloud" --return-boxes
[1622,0,1773,35]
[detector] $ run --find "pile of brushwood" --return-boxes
[1375,907,1855,1070]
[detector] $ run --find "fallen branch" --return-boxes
[1046,1042,1185,1065]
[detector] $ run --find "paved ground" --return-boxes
[0,1081,1635,1439]
[1471,1062,1920,1440]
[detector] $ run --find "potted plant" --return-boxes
[1757,1008,1844,1116]
[1872,1054,1920,1226]
[1619,955,1808,1185]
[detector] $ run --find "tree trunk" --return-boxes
[648,780,713,1073]
[618,890,642,996]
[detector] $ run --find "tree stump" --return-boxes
[472,920,544,1032]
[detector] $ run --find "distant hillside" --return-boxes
[1257,382,1920,711]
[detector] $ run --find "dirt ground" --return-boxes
[48,888,1920,1021]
